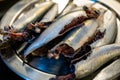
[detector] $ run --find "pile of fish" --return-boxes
[0,1,120,80]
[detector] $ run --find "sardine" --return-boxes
[90,10,117,48]
[12,1,55,31]
[93,58,120,80]
[17,3,58,54]
[75,43,120,79]
[23,10,88,58]
[62,19,98,52]
[47,7,106,60]
[48,19,99,59]
[40,4,58,22]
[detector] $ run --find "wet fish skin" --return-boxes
[48,19,99,58]
[75,43,120,79]
[40,4,58,22]
[12,1,55,31]
[23,7,105,58]
[63,19,98,51]
[16,3,58,54]
[90,10,117,48]
[23,10,87,58]
[93,58,120,80]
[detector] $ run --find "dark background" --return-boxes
[0,0,23,80]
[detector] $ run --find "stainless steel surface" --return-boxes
[0,0,120,80]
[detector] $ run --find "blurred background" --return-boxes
[0,0,120,80]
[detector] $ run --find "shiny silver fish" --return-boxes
[40,4,58,22]
[93,58,120,80]
[11,1,55,31]
[90,10,117,48]
[23,10,88,58]
[16,4,58,54]
[47,8,105,59]
[63,19,98,51]
[47,19,99,59]
[75,43,120,79]
[0,2,58,50]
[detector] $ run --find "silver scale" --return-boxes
[0,0,120,80]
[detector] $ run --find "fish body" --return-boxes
[75,43,120,79]
[23,10,87,58]
[93,58,120,80]
[16,3,58,54]
[90,10,117,48]
[12,1,55,31]
[63,19,98,51]
[47,19,99,59]
[40,4,58,22]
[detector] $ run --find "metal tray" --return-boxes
[0,0,120,80]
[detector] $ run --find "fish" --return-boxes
[11,1,55,31]
[48,19,99,59]
[23,10,88,58]
[16,3,58,54]
[23,6,105,58]
[40,3,58,22]
[93,58,120,80]
[62,19,98,51]
[0,2,58,51]
[75,43,120,79]
[90,10,117,48]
